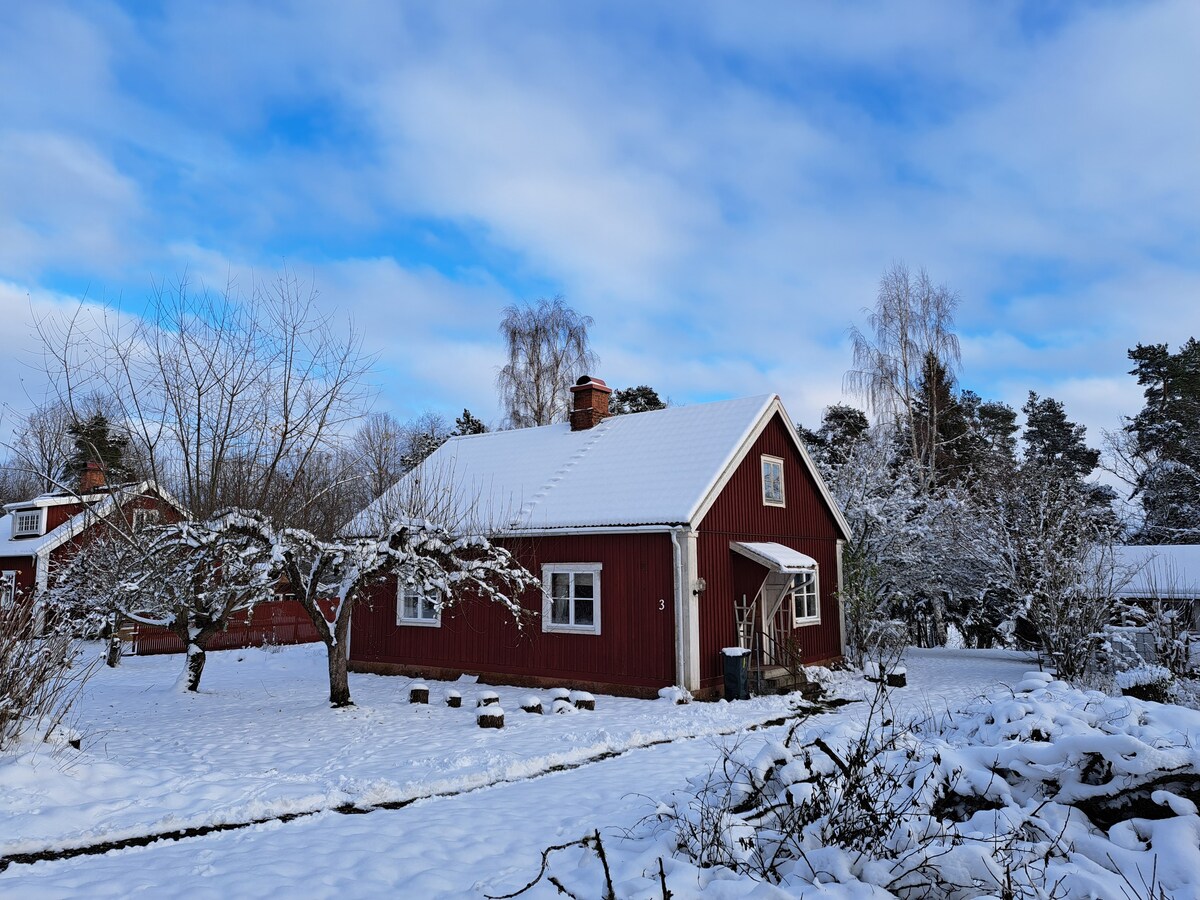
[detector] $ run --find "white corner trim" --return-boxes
[671,527,701,691]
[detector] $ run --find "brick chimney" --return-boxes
[569,375,612,431]
[80,461,107,493]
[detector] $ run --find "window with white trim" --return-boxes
[397,583,441,627]
[0,571,16,609]
[12,509,42,537]
[761,455,785,506]
[791,570,820,625]
[132,508,161,531]
[542,564,602,634]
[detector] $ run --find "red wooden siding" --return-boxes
[129,600,322,655]
[350,532,677,694]
[696,411,843,689]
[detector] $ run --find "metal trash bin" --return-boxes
[721,647,752,700]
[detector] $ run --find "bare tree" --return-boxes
[496,296,598,428]
[35,270,372,525]
[847,263,961,490]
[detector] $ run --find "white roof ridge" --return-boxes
[515,421,612,522]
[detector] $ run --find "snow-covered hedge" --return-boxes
[648,677,1200,897]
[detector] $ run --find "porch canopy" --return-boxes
[731,542,817,574]
[730,542,818,640]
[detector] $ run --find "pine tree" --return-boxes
[912,351,969,488]
[65,414,131,486]
[453,409,488,436]
[1125,339,1200,543]
[609,385,667,416]
[1021,392,1100,478]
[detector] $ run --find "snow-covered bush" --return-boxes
[0,603,93,752]
[658,686,692,705]
[1116,665,1174,703]
[648,681,1200,897]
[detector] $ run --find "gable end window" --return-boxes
[542,564,602,635]
[761,455,785,507]
[397,583,441,627]
[133,508,162,531]
[791,569,820,626]
[13,510,42,537]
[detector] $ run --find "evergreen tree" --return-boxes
[453,409,488,436]
[912,351,969,488]
[1021,392,1100,478]
[800,404,869,466]
[65,414,131,486]
[609,385,667,416]
[1125,339,1200,543]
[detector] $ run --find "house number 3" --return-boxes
[658,599,666,611]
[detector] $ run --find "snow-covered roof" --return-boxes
[349,395,847,535]
[0,482,179,561]
[731,542,819,573]
[1113,544,1200,600]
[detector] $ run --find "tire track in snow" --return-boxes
[1,699,851,874]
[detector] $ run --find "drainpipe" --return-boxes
[836,539,846,657]
[670,526,701,692]
[670,527,686,689]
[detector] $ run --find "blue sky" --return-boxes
[1,0,1198,444]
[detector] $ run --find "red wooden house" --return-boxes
[0,463,182,616]
[348,378,851,698]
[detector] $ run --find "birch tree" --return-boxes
[847,263,961,491]
[496,297,598,428]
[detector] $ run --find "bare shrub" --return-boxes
[0,602,94,752]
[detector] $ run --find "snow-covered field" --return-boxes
[3,645,1197,898]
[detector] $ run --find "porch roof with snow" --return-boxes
[731,541,819,573]
[348,395,850,537]
[1113,544,1200,600]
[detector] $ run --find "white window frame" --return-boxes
[0,570,16,609]
[542,563,602,635]
[791,569,820,626]
[132,507,161,531]
[761,455,785,507]
[396,582,441,627]
[12,508,44,537]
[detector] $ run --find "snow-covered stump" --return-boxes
[520,695,543,714]
[552,698,577,715]
[658,686,692,705]
[549,687,571,704]
[476,706,504,729]
[476,690,500,708]
[571,690,595,711]
[864,662,906,687]
[409,684,429,704]
[446,689,462,708]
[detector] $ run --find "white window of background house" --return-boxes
[0,571,16,609]
[132,508,162,531]
[761,455,785,506]
[792,570,820,625]
[13,509,42,537]
[397,584,441,627]
[542,564,602,634]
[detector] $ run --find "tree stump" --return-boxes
[477,707,504,729]
[571,691,595,711]
[409,684,429,704]
[521,695,543,714]
[549,687,571,703]
[886,671,907,688]
[446,690,462,708]
[477,690,500,707]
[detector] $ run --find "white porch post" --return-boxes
[672,528,701,692]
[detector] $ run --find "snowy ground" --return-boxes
[0,644,1050,897]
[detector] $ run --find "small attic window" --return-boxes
[761,456,785,507]
[13,509,43,537]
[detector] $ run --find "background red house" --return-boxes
[348,378,851,698]
[0,463,181,616]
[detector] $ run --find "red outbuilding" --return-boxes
[348,378,851,698]
[0,463,182,618]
